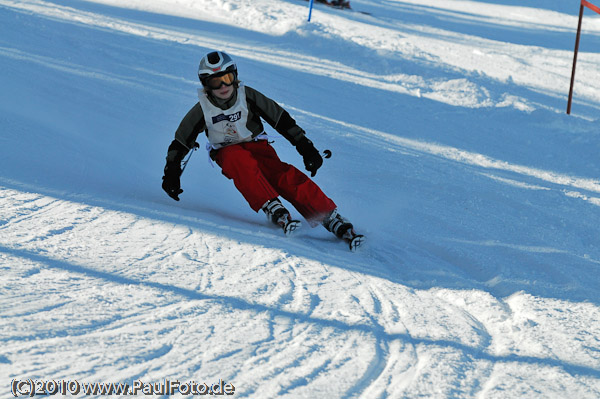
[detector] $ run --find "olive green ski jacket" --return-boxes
[165,85,308,164]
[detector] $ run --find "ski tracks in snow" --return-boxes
[0,184,490,397]
[2,177,600,397]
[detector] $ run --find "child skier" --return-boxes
[161,51,363,250]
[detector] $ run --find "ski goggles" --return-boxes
[206,72,236,90]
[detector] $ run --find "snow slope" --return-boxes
[2,0,600,397]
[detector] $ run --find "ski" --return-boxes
[274,221,364,251]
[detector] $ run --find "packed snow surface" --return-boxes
[2,0,600,397]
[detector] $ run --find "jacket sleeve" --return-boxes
[245,86,306,146]
[166,103,206,164]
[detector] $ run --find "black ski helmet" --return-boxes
[198,51,237,87]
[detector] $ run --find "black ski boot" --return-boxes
[262,198,301,236]
[322,209,365,251]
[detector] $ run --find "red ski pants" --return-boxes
[215,140,336,225]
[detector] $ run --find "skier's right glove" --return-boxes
[295,136,323,177]
[162,162,183,201]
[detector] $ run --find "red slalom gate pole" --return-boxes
[567,3,585,115]
[567,0,600,114]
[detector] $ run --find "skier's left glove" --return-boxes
[295,136,323,177]
[162,162,183,201]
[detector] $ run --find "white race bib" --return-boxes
[197,84,253,149]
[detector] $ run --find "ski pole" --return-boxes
[322,149,332,159]
[180,142,200,174]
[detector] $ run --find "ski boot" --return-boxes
[322,209,365,251]
[262,198,301,236]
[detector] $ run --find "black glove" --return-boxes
[295,136,323,177]
[162,162,183,201]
